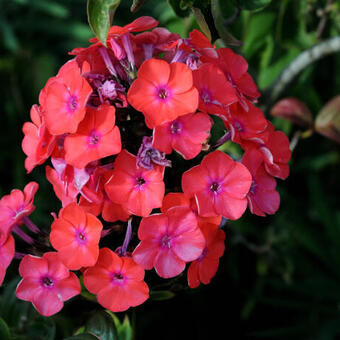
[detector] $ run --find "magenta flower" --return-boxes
[16,252,81,317]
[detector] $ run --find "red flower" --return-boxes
[0,235,15,286]
[16,252,80,317]
[187,223,225,288]
[192,63,237,114]
[83,248,149,312]
[127,58,199,128]
[225,101,267,144]
[41,60,92,135]
[216,48,260,109]
[105,150,165,217]
[258,122,292,180]
[64,104,121,169]
[22,104,56,173]
[242,149,280,216]
[161,192,222,227]
[133,206,205,278]
[182,151,252,219]
[0,182,39,233]
[50,203,103,270]
[152,112,212,160]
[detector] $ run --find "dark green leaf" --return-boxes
[87,0,121,46]
[167,0,191,17]
[64,334,99,340]
[85,311,118,340]
[130,0,147,12]
[238,0,272,11]
[0,318,10,340]
[150,290,175,301]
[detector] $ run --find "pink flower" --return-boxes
[242,149,280,216]
[152,112,212,160]
[182,151,252,219]
[0,182,39,233]
[133,206,205,278]
[0,235,15,286]
[83,248,149,312]
[16,252,80,317]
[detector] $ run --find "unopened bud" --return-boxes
[270,97,313,128]
[315,95,340,144]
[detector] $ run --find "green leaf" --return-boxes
[238,0,272,11]
[64,334,99,340]
[167,0,191,17]
[130,0,147,12]
[85,311,118,340]
[150,290,175,301]
[0,318,10,340]
[87,0,121,46]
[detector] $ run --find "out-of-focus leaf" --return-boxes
[315,95,340,144]
[211,0,242,46]
[192,6,211,41]
[0,14,20,52]
[270,97,313,128]
[87,0,121,46]
[27,316,56,340]
[167,0,191,17]
[0,318,10,340]
[85,311,118,340]
[150,290,175,301]
[258,48,299,89]
[64,334,99,340]
[130,0,147,12]
[243,12,275,58]
[238,0,272,11]
[108,313,133,340]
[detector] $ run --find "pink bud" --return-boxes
[270,97,313,128]
[315,95,340,144]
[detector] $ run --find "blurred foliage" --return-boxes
[0,0,340,339]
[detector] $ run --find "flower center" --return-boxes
[41,276,54,288]
[136,176,145,186]
[75,230,87,244]
[210,181,221,194]
[170,121,182,135]
[158,88,168,100]
[161,234,172,248]
[88,130,101,147]
[67,95,78,114]
[201,89,212,103]
[234,121,243,132]
[112,272,125,285]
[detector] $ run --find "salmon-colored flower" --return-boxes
[0,182,39,232]
[152,112,212,160]
[105,150,165,217]
[133,206,205,278]
[83,248,149,312]
[127,58,199,128]
[64,104,121,168]
[22,105,56,173]
[41,60,92,135]
[50,203,103,270]
[16,252,80,317]
[182,151,252,219]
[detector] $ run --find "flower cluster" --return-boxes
[0,16,291,316]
